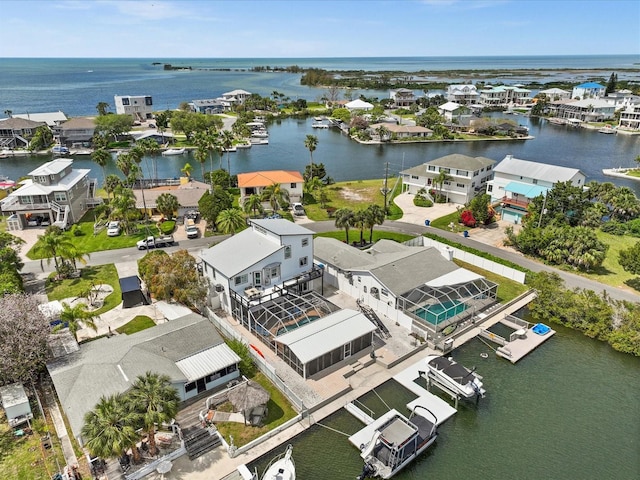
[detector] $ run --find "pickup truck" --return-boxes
[136,235,175,250]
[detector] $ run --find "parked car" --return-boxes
[186,224,199,239]
[292,203,305,216]
[136,235,175,250]
[106,221,121,237]
[185,210,199,222]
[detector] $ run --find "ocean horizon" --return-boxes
[0,55,638,116]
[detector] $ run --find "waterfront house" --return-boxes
[0,158,100,230]
[537,88,571,101]
[0,117,47,149]
[549,98,615,122]
[437,102,471,123]
[446,84,479,105]
[479,85,532,107]
[131,130,175,144]
[54,117,96,146]
[619,104,640,131]
[12,111,68,127]
[571,82,605,100]
[345,99,374,112]
[191,98,225,114]
[313,237,498,336]
[47,313,241,445]
[400,154,496,204]
[221,89,252,107]
[390,88,417,108]
[237,170,304,206]
[603,90,640,111]
[114,94,154,120]
[369,123,433,140]
[488,155,586,224]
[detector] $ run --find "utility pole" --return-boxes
[383,162,389,214]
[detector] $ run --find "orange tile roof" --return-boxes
[237,170,304,188]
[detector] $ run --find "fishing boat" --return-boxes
[162,148,186,156]
[424,355,485,399]
[356,406,437,480]
[261,444,295,480]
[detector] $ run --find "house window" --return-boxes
[457,183,465,188]
[486,165,492,171]
[411,175,419,180]
[145,96,153,106]
[254,272,262,286]
[299,256,308,267]
[381,289,389,297]
[487,185,493,192]
[284,245,291,259]
[428,166,436,171]
[122,98,130,106]
[441,168,451,174]
[473,170,479,177]
[444,181,451,186]
[290,183,297,188]
[234,274,248,286]
[302,238,309,247]
[36,176,47,183]
[185,382,196,392]
[54,192,67,202]
[269,265,280,278]
[363,286,367,294]
[456,170,468,177]
[532,179,538,184]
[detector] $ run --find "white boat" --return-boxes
[312,122,329,129]
[223,146,237,152]
[52,145,70,155]
[599,126,616,134]
[162,148,186,156]
[251,130,269,138]
[261,444,295,480]
[236,142,252,149]
[250,138,269,145]
[424,355,485,399]
[356,407,437,480]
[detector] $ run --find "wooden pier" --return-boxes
[495,323,555,363]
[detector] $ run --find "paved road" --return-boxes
[23,221,639,303]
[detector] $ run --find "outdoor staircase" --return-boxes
[357,300,391,338]
[184,427,221,460]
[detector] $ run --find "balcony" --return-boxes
[1,196,51,212]
[501,195,530,210]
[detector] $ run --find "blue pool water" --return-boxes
[414,300,467,326]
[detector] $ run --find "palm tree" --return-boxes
[116,153,133,182]
[181,162,193,179]
[138,138,161,182]
[129,372,179,457]
[434,170,452,202]
[304,176,323,197]
[59,301,98,341]
[32,229,74,273]
[365,204,386,242]
[194,146,208,183]
[353,210,367,244]
[110,186,137,233]
[216,208,246,235]
[103,174,122,200]
[243,194,264,217]
[304,135,318,180]
[334,208,355,243]
[82,393,141,461]
[156,193,179,220]
[95,102,110,116]
[221,130,235,179]
[376,125,390,142]
[91,149,111,187]
[261,182,290,212]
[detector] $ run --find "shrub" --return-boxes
[460,210,477,227]
[159,220,175,234]
[413,196,433,207]
[71,224,83,236]
[600,221,627,235]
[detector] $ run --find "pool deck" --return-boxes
[496,325,556,363]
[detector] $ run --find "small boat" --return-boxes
[548,118,567,126]
[424,355,485,399]
[251,130,269,138]
[312,122,329,129]
[52,145,70,155]
[261,444,295,480]
[249,138,269,145]
[162,148,186,156]
[236,142,252,149]
[223,146,237,152]
[356,406,437,480]
[0,149,11,158]
[599,126,616,134]
[314,116,325,121]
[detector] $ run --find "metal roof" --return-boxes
[276,309,376,364]
[176,344,241,382]
[250,218,314,236]
[504,181,549,198]
[425,154,496,171]
[494,156,583,182]
[0,383,28,408]
[29,158,74,176]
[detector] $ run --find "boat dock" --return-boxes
[479,315,555,364]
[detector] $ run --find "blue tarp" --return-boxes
[504,181,548,199]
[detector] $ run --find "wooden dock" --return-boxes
[495,324,555,363]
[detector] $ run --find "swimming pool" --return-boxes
[413,300,467,326]
[276,315,321,336]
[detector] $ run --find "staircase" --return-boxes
[183,427,221,460]
[357,300,391,339]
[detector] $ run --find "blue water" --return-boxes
[1,55,638,116]
[414,300,467,326]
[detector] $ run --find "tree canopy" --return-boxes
[94,114,133,140]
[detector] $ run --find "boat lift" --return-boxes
[417,368,483,409]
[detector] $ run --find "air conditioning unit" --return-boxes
[214,284,224,292]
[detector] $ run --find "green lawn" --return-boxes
[46,264,122,315]
[430,210,467,233]
[116,315,155,335]
[315,230,414,245]
[27,211,163,259]
[214,371,297,447]
[304,178,402,221]
[453,259,529,303]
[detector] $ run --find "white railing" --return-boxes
[124,443,186,480]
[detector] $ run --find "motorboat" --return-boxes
[52,145,70,155]
[312,122,329,128]
[249,138,269,145]
[356,406,437,480]
[261,444,295,480]
[424,355,485,399]
[251,130,269,138]
[162,148,186,156]
[598,126,616,134]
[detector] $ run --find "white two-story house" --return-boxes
[446,84,479,105]
[201,219,320,313]
[1,158,100,230]
[114,95,154,120]
[401,154,496,204]
[488,155,586,224]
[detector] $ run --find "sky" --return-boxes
[1,0,639,58]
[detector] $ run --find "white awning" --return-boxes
[426,268,483,288]
[175,344,241,382]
